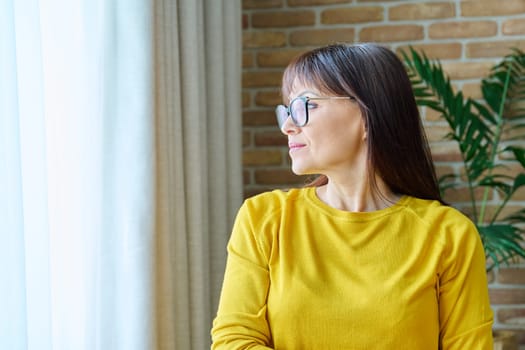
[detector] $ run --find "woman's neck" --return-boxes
[315,175,399,212]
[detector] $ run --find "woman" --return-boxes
[211,43,493,349]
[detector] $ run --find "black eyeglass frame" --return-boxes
[275,96,355,129]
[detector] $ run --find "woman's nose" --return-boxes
[280,116,300,135]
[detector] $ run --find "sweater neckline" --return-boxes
[303,186,410,222]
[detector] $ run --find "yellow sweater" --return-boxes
[211,188,493,349]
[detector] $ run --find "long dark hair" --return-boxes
[281,43,444,204]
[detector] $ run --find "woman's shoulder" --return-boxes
[243,187,308,214]
[403,196,474,226]
[402,196,480,245]
[233,188,309,247]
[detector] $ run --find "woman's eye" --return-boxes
[307,102,318,109]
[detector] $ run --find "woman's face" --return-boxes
[281,82,367,177]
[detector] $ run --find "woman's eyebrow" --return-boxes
[288,90,319,101]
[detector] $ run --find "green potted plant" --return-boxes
[402,48,525,350]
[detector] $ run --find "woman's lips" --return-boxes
[288,142,306,152]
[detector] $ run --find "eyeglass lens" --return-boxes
[276,105,289,129]
[290,98,307,126]
[276,97,308,129]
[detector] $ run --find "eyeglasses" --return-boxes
[275,96,354,129]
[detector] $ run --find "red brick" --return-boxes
[244,187,277,199]
[359,25,424,43]
[441,186,491,203]
[424,124,451,142]
[503,18,525,36]
[257,49,306,67]
[321,7,383,24]
[242,91,251,108]
[513,186,525,200]
[479,205,524,224]
[497,308,525,324]
[441,61,493,80]
[254,131,287,146]
[243,14,249,29]
[490,288,525,304]
[493,330,521,347]
[499,146,525,163]
[255,91,283,107]
[430,142,462,162]
[516,329,525,345]
[467,40,525,58]
[243,0,283,9]
[451,204,475,221]
[243,71,283,88]
[434,164,455,179]
[289,0,351,6]
[243,110,278,126]
[397,43,462,59]
[461,0,525,17]
[254,169,306,185]
[290,28,356,46]
[243,31,287,48]
[424,108,446,122]
[243,52,254,68]
[243,170,251,185]
[429,21,497,39]
[252,11,315,28]
[461,82,483,100]
[243,130,251,147]
[487,269,495,284]
[243,150,282,166]
[498,268,525,285]
[389,2,455,20]
[505,99,525,119]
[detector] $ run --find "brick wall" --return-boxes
[242,0,525,344]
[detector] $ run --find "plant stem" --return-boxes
[478,67,512,226]
[459,145,479,222]
[491,195,511,224]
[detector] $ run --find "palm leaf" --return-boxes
[479,224,525,271]
[403,48,493,189]
[403,47,525,269]
[482,48,525,133]
[478,175,513,196]
[505,146,525,167]
[504,208,525,224]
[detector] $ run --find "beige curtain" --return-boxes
[154,1,243,349]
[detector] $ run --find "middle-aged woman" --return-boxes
[211,43,494,349]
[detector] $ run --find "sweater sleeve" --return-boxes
[211,202,274,350]
[438,218,494,350]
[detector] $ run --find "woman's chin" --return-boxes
[290,164,305,176]
[291,163,314,176]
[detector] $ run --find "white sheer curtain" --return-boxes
[0,0,241,348]
[1,0,155,349]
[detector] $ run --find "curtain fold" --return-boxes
[154,0,242,349]
[1,1,52,348]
